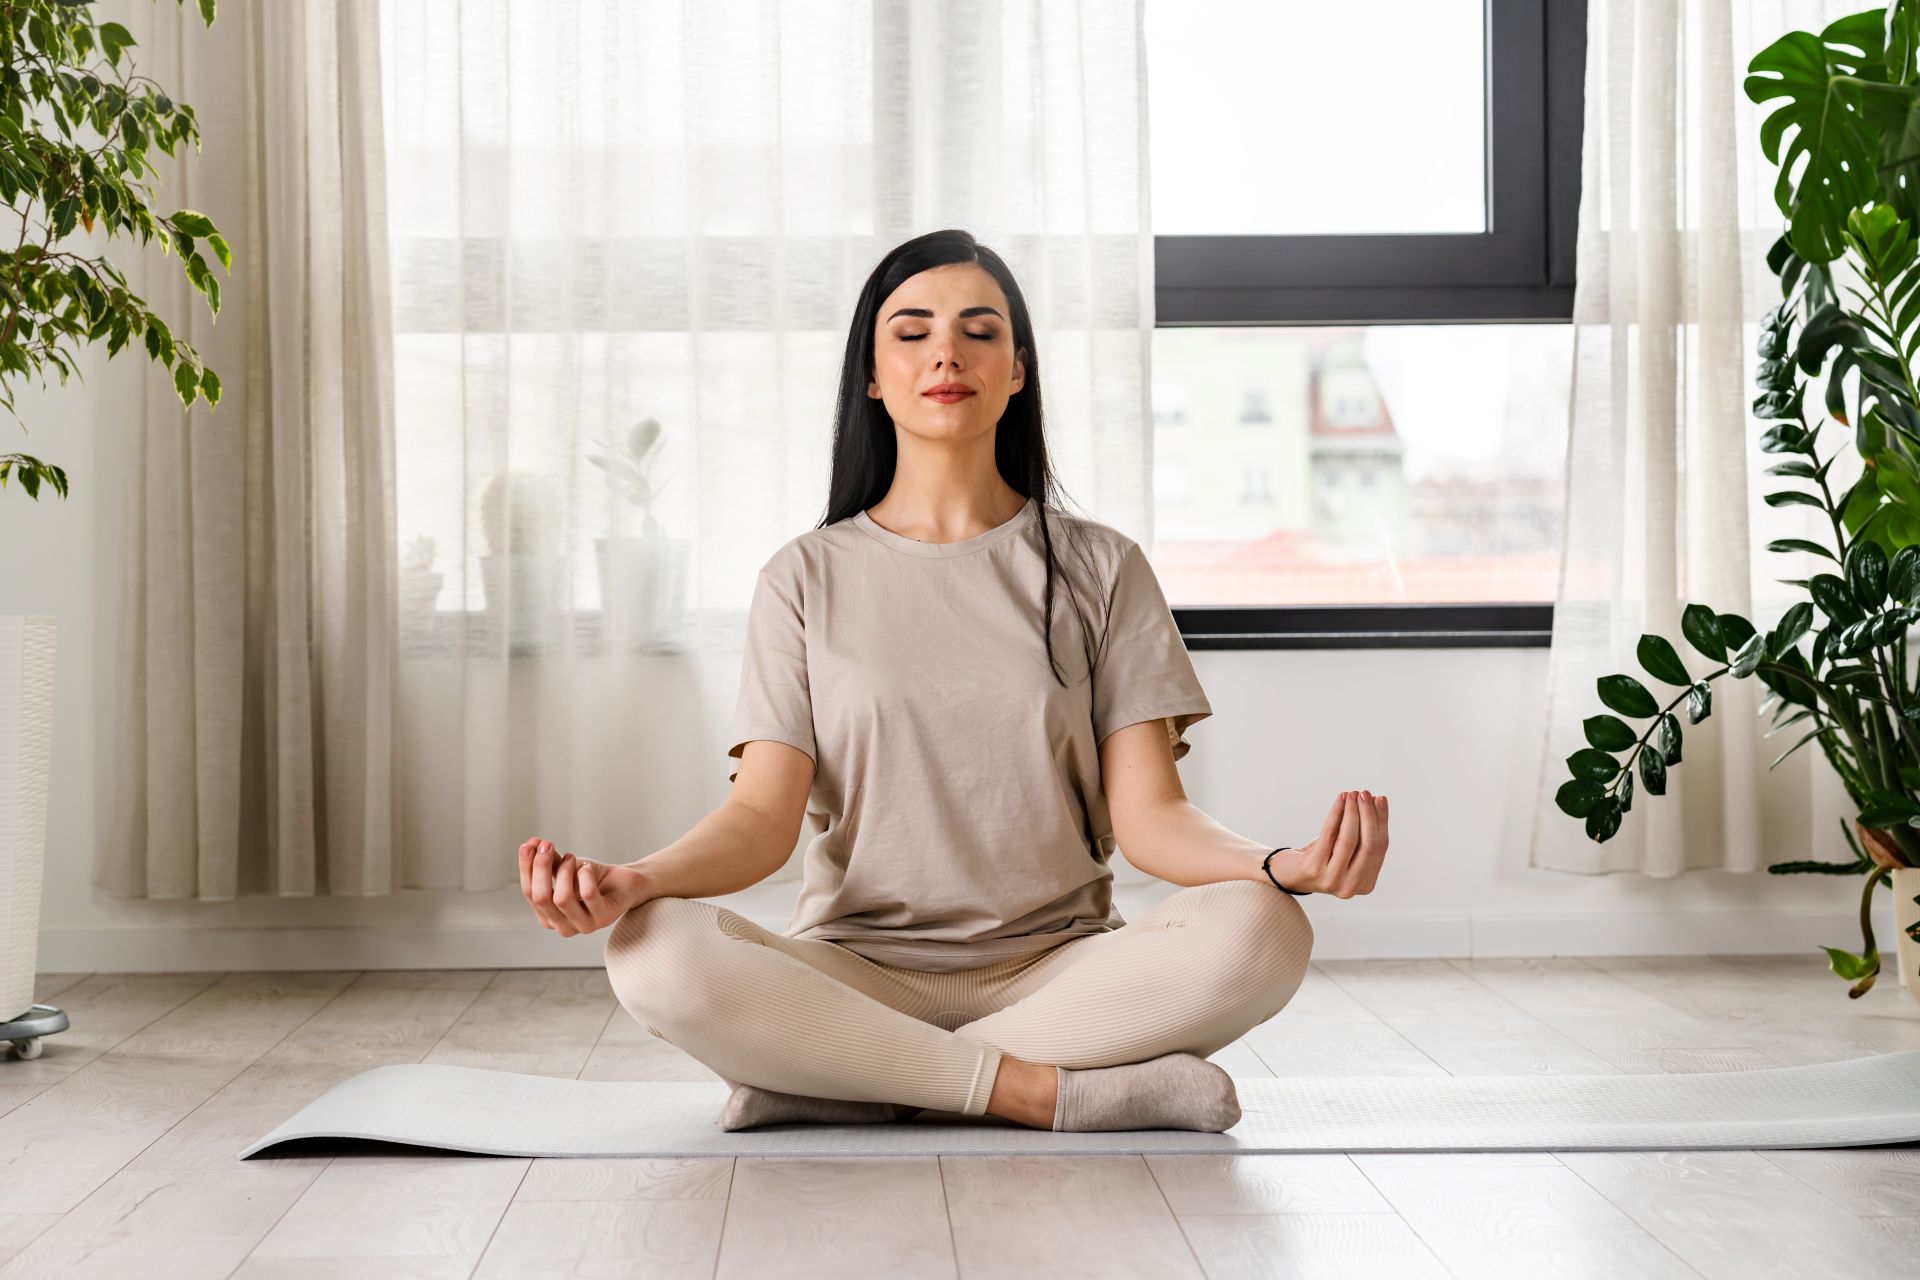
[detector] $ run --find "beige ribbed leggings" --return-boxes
[601,877,1315,1117]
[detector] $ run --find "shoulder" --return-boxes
[1034,504,1142,593]
[754,515,868,586]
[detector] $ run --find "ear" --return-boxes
[1012,347,1027,394]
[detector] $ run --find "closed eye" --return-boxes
[900,333,995,341]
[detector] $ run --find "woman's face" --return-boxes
[868,263,1026,443]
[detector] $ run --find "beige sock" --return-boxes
[718,1082,926,1132]
[1051,1051,1241,1132]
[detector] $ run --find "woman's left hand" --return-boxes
[1275,790,1388,898]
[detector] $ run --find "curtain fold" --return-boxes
[1527,0,1860,877]
[95,0,398,898]
[377,0,1156,893]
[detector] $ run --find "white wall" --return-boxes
[0,345,1895,979]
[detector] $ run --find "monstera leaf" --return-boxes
[1745,10,1895,263]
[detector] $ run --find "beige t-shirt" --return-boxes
[724,495,1212,972]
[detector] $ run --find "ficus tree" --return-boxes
[0,0,227,504]
[1554,1,1920,997]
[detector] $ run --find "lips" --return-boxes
[923,385,975,402]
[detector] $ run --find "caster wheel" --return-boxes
[12,1038,42,1060]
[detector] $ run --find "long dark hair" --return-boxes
[820,229,1104,688]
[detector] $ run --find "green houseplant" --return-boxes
[1553,0,1920,998]
[0,0,227,504]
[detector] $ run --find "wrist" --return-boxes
[1261,845,1312,896]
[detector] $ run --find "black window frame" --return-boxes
[1155,0,1584,650]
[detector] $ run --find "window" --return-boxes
[1146,0,1583,648]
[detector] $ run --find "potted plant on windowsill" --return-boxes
[588,417,689,654]
[477,468,566,651]
[1552,2,1920,1001]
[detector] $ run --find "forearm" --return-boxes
[625,800,791,900]
[1116,798,1277,888]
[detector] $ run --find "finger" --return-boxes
[550,852,583,918]
[531,843,556,929]
[581,863,623,929]
[1350,791,1378,892]
[1328,792,1360,880]
[519,839,536,902]
[557,857,598,933]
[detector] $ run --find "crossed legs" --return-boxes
[602,878,1314,1120]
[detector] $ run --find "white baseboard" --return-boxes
[35,879,1870,973]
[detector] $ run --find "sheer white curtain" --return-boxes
[1528,0,1865,876]
[379,0,1156,890]
[96,0,398,899]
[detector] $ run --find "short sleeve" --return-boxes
[1091,540,1213,761]
[725,553,818,783]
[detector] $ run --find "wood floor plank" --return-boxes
[474,1198,728,1278]
[1238,967,1447,1078]
[424,968,619,1077]
[245,1154,529,1264]
[1357,1162,1702,1278]
[1171,1212,1452,1280]
[1146,1152,1393,1214]
[715,1157,954,1278]
[0,1165,320,1280]
[1448,956,1758,1052]
[1315,958,1621,1075]
[940,1155,1205,1278]
[1756,1147,1920,1217]
[1556,1150,1920,1278]
[1584,956,1920,1066]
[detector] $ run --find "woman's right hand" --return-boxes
[519,838,651,936]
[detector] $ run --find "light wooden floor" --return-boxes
[1,955,1918,1279]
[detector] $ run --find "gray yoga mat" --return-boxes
[238,1050,1920,1158]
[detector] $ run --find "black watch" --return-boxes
[1262,847,1311,895]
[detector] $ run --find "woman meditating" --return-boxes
[517,229,1391,1133]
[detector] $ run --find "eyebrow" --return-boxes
[885,306,1005,323]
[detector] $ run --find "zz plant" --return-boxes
[1554,1,1920,997]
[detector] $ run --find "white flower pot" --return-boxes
[0,615,56,1024]
[479,553,568,650]
[593,534,690,654]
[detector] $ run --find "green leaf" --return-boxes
[1823,945,1877,981]
[206,232,230,270]
[1731,632,1766,678]
[1653,713,1683,766]
[98,21,136,67]
[1743,12,1888,262]
[200,367,221,406]
[1555,779,1606,818]
[1583,714,1639,752]
[1681,603,1728,662]
[1638,744,1669,795]
[1767,600,1815,658]
[1766,537,1840,561]
[1686,681,1712,724]
[1585,797,1623,842]
[1568,747,1622,782]
[168,209,216,237]
[1597,673,1660,719]
[1764,489,1827,510]
[172,359,198,406]
[1637,634,1692,686]
[1846,536,1890,606]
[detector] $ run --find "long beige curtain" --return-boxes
[1527,0,1861,876]
[95,0,398,898]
